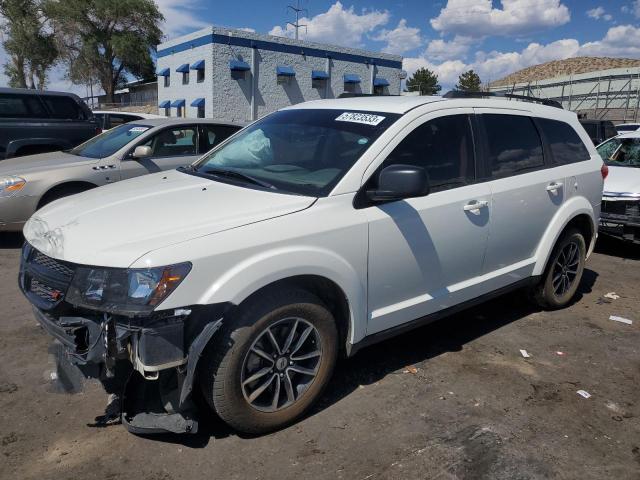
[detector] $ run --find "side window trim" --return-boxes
[531,117,553,168]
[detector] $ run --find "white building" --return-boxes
[156,26,403,123]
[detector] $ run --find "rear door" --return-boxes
[119,125,201,180]
[475,110,563,282]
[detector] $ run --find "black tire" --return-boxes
[199,288,338,434]
[38,185,93,209]
[531,228,586,309]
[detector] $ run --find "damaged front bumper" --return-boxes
[600,197,640,243]
[19,244,230,434]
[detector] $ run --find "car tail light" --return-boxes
[601,163,609,179]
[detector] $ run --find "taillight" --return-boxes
[601,163,609,179]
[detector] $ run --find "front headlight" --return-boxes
[0,176,26,197]
[66,262,191,316]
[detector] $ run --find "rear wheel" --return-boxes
[199,289,338,434]
[532,228,586,309]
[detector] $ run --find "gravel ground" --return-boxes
[1,233,639,480]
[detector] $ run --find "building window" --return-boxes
[374,85,385,96]
[197,106,205,118]
[344,82,356,93]
[197,69,204,83]
[164,108,170,117]
[176,106,183,117]
[164,75,170,87]
[182,71,189,85]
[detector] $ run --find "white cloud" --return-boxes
[372,19,422,54]
[430,0,571,37]
[587,6,612,21]
[269,1,389,48]
[425,35,474,61]
[405,23,640,90]
[621,0,640,17]
[155,0,208,40]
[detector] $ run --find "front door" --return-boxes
[365,111,491,334]
[119,125,201,180]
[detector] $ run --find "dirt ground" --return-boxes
[1,232,639,480]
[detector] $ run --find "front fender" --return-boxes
[532,195,596,276]
[198,246,367,345]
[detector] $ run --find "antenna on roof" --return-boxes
[287,0,308,40]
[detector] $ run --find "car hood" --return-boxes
[23,169,316,267]
[0,151,95,176]
[604,165,640,197]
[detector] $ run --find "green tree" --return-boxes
[405,67,441,95]
[0,0,58,89]
[455,70,482,92]
[44,0,164,102]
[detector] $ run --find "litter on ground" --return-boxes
[556,351,565,356]
[520,349,531,358]
[577,390,592,399]
[403,365,418,374]
[609,315,633,325]
[604,292,620,300]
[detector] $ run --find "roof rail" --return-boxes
[337,93,400,98]
[443,90,563,109]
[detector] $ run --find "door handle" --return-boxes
[546,182,563,192]
[463,200,489,211]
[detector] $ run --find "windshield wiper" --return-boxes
[202,168,277,190]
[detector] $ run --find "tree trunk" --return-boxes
[12,55,28,88]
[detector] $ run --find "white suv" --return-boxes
[19,94,604,435]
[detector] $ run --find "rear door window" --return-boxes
[537,118,590,165]
[482,114,544,178]
[41,95,85,120]
[200,125,240,152]
[0,94,48,118]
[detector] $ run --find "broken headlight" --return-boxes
[66,263,191,315]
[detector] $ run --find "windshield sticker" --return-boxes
[335,112,385,126]
[129,126,149,133]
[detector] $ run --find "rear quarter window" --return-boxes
[538,118,590,165]
[482,114,544,178]
[41,95,85,120]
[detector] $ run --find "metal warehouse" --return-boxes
[156,26,403,123]
[489,66,640,123]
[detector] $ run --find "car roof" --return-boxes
[616,131,640,139]
[0,87,81,99]
[124,118,247,127]
[286,95,576,119]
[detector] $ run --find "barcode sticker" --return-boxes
[335,112,386,126]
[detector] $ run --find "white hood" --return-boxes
[604,165,640,198]
[23,169,315,267]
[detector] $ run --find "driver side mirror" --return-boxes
[367,164,430,202]
[132,145,152,159]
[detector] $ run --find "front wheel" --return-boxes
[199,289,338,434]
[531,228,586,309]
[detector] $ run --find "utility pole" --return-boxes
[287,0,307,40]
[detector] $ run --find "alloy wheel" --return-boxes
[552,240,580,296]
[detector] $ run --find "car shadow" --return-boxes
[594,235,640,260]
[0,232,24,249]
[154,269,598,448]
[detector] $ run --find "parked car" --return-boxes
[0,118,242,231]
[93,110,164,130]
[18,95,604,436]
[596,131,640,243]
[579,118,617,145]
[615,123,640,134]
[0,87,100,160]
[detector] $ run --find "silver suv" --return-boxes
[19,94,604,435]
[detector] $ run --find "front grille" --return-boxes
[602,200,640,217]
[32,251,74,280]
[19,245,76,311]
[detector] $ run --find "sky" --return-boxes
[1,0,640,94]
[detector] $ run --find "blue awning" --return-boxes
[312,70,329,80]
[176,64,190,73]
[170,99,185,108]
[158,100,171,108]
[373,77,390,87]
[190,60,205,70]
[344,74,361,84]
[191,98,205,107]
[276,65,295,77]
[157,68,170,77]
[230,59,250,71]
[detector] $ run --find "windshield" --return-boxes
[70,123,152,158]
[192,109,400,196]
[597,137,640,167]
